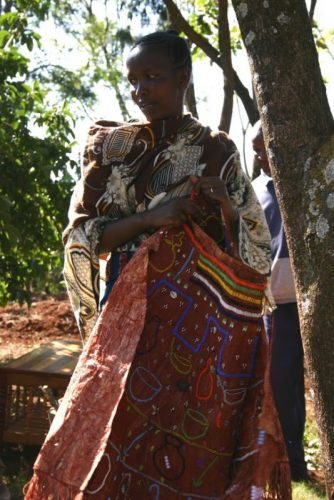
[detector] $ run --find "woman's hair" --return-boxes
[252,119,263,139]
[131,30,192,73]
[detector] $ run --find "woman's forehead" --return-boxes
[126,45,172,71]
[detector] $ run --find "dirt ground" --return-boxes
[0,294,80,364]
[0,295,327,498]
[0,295,80,499]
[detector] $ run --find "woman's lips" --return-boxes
[138,100,155,110]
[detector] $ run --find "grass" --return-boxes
[291,413,326,499]
[0,444,39,500]
[292,481,326,499]
[304,415,323,474]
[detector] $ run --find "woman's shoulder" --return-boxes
[197,126,240,179]
[87,119,142,136]
[84,119,144,161]
[207,128,237,153]
[200,126,237,164]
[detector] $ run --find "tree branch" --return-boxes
[28,63,68,76]
[309,0,317,22]
[163,0,259,124]
[165,10,199,119]
[218,0,234,131]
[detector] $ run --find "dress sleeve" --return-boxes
[62,121,124,341]
[222,151,272,276]
[63,215,111,342]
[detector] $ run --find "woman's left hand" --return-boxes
[190,175,240,259]
[190,176,229,204]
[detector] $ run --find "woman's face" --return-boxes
[126,45,189,122]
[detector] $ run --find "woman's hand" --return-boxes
[100,197,201,254]
[144,197,203,229]
[190,176,229,204]
[191,175,240,258]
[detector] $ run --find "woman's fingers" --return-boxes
[148,198,203,228]
[183,199,203,221]
[194,176,228,202]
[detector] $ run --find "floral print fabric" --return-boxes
[63,115,271,340]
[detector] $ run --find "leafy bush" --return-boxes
[0,1,78,304]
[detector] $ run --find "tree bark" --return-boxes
[115,83,130,121]
[163,0,259,125]
[232,0,334,491]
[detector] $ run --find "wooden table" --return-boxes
[0,340,82,446]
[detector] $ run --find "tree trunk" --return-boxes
[232,0,334,492]
[115,83,130,121]
[218,0,234,132]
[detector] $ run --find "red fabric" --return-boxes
[25,225,290,499]
[25,233,155,498]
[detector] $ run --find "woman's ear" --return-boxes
[178,67,191,90]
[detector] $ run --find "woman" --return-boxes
[26,32,290,499]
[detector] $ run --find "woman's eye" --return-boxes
[129,78,137,87]
[147,73,157,80]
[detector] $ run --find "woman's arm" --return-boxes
[100,197,203,254]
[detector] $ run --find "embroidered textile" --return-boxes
[25,225,290,499]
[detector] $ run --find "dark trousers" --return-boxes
[263,302,308,479]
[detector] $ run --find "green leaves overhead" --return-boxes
[48,0,135,120]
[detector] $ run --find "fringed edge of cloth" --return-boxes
[24,232,159,500]
[267,461,292,499]
[224,459,291,500]
[224,305,292,500]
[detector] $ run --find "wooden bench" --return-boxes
[0,340,82,446]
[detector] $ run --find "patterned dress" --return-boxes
[63,114,272,341]
[25,115,291,500]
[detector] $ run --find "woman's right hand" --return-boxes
[144,197,203,230]
[100,197,202,254]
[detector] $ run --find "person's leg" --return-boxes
[264,303,308,481]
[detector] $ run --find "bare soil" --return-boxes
[0,294,80,363]
[0,295,80,499]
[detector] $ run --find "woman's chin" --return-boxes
[140,107,180,123]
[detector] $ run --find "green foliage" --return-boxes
[117,0,166,25]
[0,0,77,304]
[37,66,97,111]
[304,415,322,472]
[290,414,326,499]
[49,0,135,120]
[312,19,334,57]
[181,0,242,60]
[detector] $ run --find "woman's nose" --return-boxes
[133,80,148,98]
